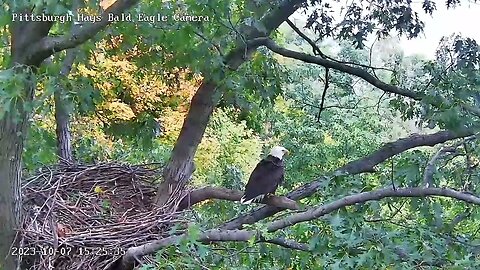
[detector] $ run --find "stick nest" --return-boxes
[19,162,183,270]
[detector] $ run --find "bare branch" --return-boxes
[364,200,407,222]
[285,19,326,57]
[423,135,477,187]
[267,187,480,232]
[221,129,474,230]
[285,19,394,72]
[286,93,364,112]
[247,37,420,98]
[178,187,299,210]
[118,230,249,269]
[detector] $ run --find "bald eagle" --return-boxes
[240,146,289,204]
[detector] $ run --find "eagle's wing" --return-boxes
[240,158,284,204]
[278,172,285,187]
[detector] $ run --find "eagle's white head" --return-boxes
[269,146,289,160]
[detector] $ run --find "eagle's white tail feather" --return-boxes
[240,194,264,205]
[240,196,253,204]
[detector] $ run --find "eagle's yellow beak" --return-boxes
[284,149,289,156]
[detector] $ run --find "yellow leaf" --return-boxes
[94,186,104,194]
[323,133,336,146]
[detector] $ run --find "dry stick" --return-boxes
[21,162,176,270]
[317,67,329,121]
[262,237,309,251]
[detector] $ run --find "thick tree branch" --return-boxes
[54,48,78,164]
[178,187,299,210]
[267,187,480,232]
[247,37,419,99]
[10,19,54,65]
[223,0,306,69]
[221,129,473,230]
[22,0,140,65]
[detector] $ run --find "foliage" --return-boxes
[389,34,480,131]
[219,50,287,131]
[299,0,471,49]
[195,108,263,189]
[22,29,480,270]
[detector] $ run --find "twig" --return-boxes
[317,68,329,121]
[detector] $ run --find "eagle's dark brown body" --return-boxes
[240,155,285,204]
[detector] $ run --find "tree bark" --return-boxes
[155,81,218,207]
[118,186,480,269]
[54,49,77,163]
[0,16,53,269]
[255,38,480,117]
[0,97,31,269]
[116,228,306,270]
[155,0,306,208]
[266,187,480,232]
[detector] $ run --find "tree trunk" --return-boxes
[154,81,218,207]
[0,123,23,270]
[0,74,35,270]
[54,49,77,164]
[0,17,53,268]
[154,44,260,208]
